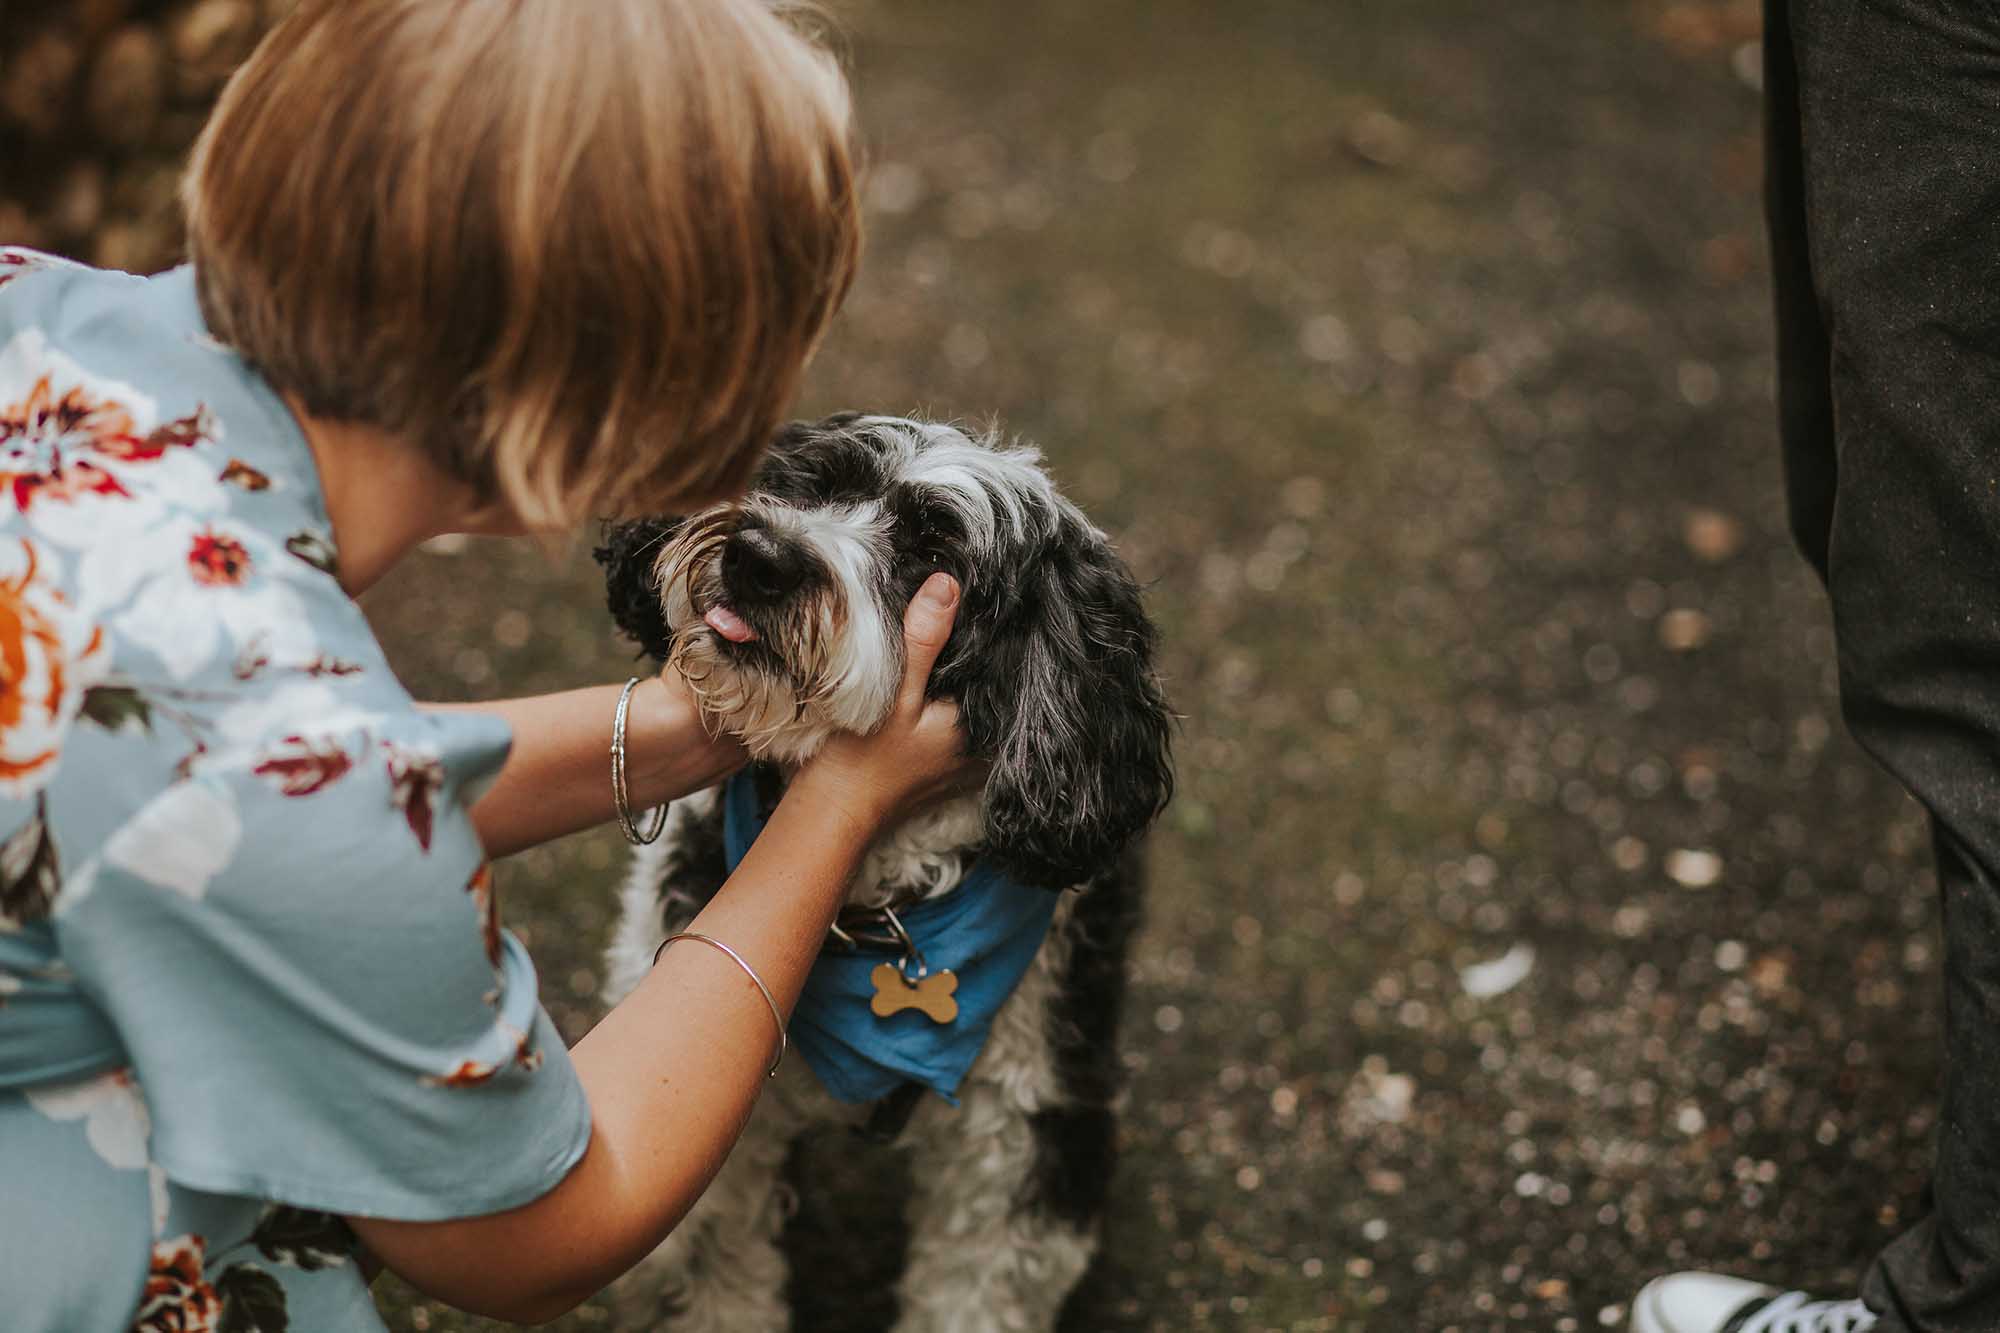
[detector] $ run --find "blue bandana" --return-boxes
[722,771,1060,1105]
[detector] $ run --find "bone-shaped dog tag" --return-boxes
[869,961,959,1024]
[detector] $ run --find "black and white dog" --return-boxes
[595,413,1173,1332]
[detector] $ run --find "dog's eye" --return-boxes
[889,488,966,558]
[757,440,887,506]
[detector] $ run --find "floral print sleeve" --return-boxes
[0,252,591,1333]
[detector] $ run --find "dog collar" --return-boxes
[721,769,1060,1105]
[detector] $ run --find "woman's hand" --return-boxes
[637,667,750,796]
[789,572,979,832]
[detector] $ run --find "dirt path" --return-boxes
[368,2,1934,1329]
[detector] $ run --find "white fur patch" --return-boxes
[867,418,1061,553]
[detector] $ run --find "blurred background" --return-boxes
[1,0,1944,1329]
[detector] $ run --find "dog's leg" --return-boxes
[889,1082,1106,1333]
[889,879,1137,1333]
[890,866,1140,1333]
[640,1087,804,1333]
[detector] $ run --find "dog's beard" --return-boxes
[653,512,862,765]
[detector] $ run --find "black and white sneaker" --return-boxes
[1631,1273,1876,1333]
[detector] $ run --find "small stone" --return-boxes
[1365,1169,1406,1195]
[1373,1073,1414,1120]
[1658,608,1713,652]
[1459,943,1536,999]
[1678,360,1721,408]
[866,161,924,215]
[1612,903,1651,937]
[1299,313,1353,364]
[1749,955,1791,996]
[1346,108,1413,168]
[1665,848,1724,889]
[942,323,989,369]
[492,609,532,649]
[1683,508,1745,562]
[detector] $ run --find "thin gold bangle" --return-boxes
[653,931,786,1077]
[611,677,669,845]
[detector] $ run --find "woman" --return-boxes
[0,1,971,1327]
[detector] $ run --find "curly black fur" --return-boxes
[594,517,682,663]
[939,503,1174,889]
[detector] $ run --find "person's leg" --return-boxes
[1640,1,2000,1330]
[1799,3,2000,1323]
[1765,0,1835,587]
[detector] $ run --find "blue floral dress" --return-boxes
[0,249,593,1332]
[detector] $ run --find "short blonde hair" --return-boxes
[183,0,860,530]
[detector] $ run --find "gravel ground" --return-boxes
[366,1,1940,1329]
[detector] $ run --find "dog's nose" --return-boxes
[722,527,811,605]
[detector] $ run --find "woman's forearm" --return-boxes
[426,678,744,859]
[347,769,878,1320]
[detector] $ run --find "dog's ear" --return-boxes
[594,518,682,663]
[952,508,1174,889]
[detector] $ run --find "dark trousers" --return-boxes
[1768,1,2000,1327]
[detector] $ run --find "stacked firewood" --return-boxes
[0,0,290,273]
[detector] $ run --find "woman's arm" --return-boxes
[351,574,969,1322]
[426,675,747,860]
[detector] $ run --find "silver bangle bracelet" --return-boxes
[611,677,669,846]
[652,931,787,1078]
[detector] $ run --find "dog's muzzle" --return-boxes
[721,524,812,608]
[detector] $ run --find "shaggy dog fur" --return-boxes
[595,413,1172,1332]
